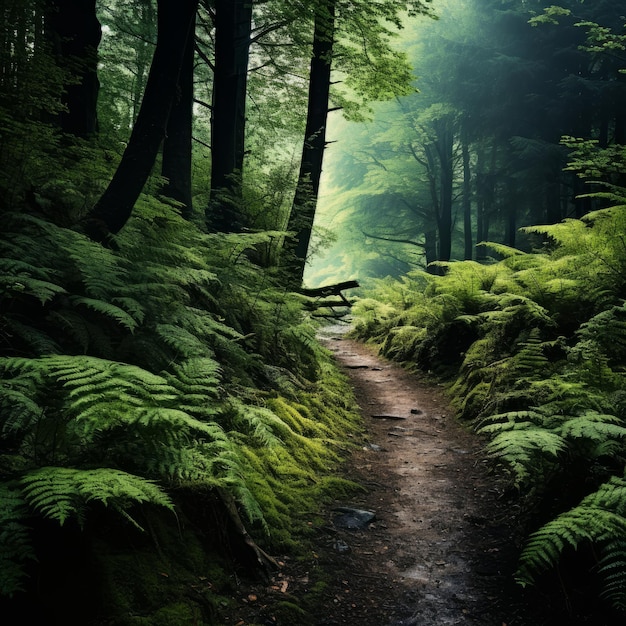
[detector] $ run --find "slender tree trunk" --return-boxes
[436,123,453,263]
[545,180,561,224]
[206,0,253,232]
[424,228,437,273]
[46,0,101,137]
[286,0,336,287]
[162,10,195,220]
[462,133,472,260]
[504,179,516,248]
[80,0,198,242]
[475,140,497,261]
[131,1,155,126]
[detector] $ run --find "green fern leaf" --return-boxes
[560,411,626,442]
[21,466,173,527]
[517,477,626,591]
[69,296,139,331]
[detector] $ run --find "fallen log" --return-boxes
[299,280,360,319]
[299,280,360,298]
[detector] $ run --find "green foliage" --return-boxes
[0,195,363,602]
[517,476,626,610]
[0,485,33,597]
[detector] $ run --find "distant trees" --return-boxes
[306,0,626,285]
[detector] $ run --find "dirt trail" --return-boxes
[308,326,523,626]
[226,326,531,626]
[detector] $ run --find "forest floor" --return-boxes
[221,324,546,626]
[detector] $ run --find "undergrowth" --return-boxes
[0,197,364,623]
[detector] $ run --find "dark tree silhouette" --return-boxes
[81,0,199,241]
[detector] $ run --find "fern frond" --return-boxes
[0,274,66,303]
[20,466,173,527]
[560,411,626,443]
[517,476,626,595]
[0,387,41,435]
[155,323,210,359]
[484,428,566,486]
[230,402,282,448]
[599,537,626,610]
[69,296,139,331]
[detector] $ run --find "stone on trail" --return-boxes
[332,507,376,530]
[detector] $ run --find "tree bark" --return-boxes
[504,179,517,248]
[206,0,253,232]
[462,133,473,260]
[286,0,336,287]
[436,121,453,264]
[80,0,198,242]
[424,228,437,273]
[46,0,101,137]
[161,10,196,220]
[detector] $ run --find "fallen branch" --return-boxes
[299,280,359,298]
[299,280,360,318]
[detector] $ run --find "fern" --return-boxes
[20,466,173,527]
[483,427,566,487]
[69,295,139,331]
[517,476,626,610]
[560,411,626,444]
[0,192,368,608]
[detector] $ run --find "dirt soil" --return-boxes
[222,326,537,626]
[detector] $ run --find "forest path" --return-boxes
[307,324,523,625]
[226,325,532,626]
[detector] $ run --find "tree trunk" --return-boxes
[504,179,516,248]
[436,122,453,263]
[206,0,253,232]
[462,133,473,260]
[545,180,561,224]
[80,0,198,242]
[46,0,101,137]
[286,0,336,287]
[475,140,496,262]
[424,228,437,273]
[131,1,156,126]
[161,10,195,220]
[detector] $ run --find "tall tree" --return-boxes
[80,0,198,242]
[286,0,336,286]
[286,0,434,286]
[206,0,253,232]
[161,9,196,219]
